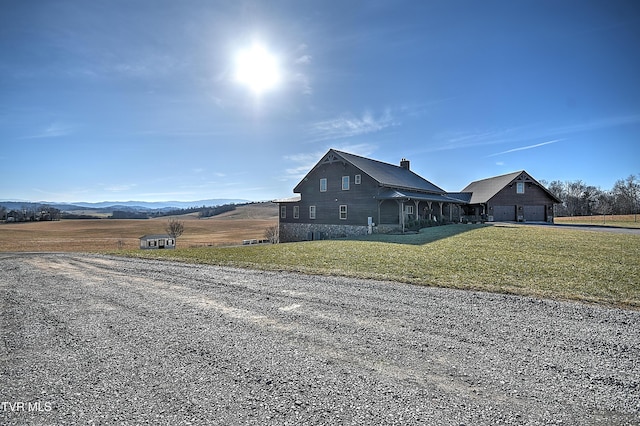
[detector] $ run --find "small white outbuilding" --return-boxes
[139,234,175,250]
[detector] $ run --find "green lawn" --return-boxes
[116,224,640,309]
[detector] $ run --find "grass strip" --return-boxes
[115,224,640,309]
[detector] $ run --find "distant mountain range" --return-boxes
[0,199,251,213]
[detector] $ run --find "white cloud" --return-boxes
[295,55,312,64]
[283,150,326,180]
[283,143,378,182]
[292,72,312,95]
[103,184,137,192]
[309,109,398,142]
[550,113,640,135]
[22,122,75,139]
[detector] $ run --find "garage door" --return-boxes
[523,205,545,221]
[493,205,516,221]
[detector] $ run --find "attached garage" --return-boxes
[492,205,516,221]
[460,170,561,224]
[523,205,545,221]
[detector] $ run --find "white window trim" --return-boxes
[280,206,286,218]
[320,178,327,192]
[516,182,525,194]
[406,205,414,214]
[342,176,350,190]
[355,174,361,184]
[293,206,299,219]
[309,205,316,219]
[339,204,347,220]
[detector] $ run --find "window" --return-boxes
[293,206,299,219]
[309,205,316,219]
[406,205,414,214]
[339,205,347,220]
[516,182,525,194]
[280,206,286,218]
[320,178,327,192]
[355,174,361,184]
[342,176,350,190]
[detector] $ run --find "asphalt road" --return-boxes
[1,253,639,425]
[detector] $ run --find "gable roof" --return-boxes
[295,149,445,194]
[139,234,172,240]
[461,170,561,204]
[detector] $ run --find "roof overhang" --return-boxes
[378,189,467,204]
[272,195,301,203]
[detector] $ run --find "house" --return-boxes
[277,149,468,242]
[276,149,562,242]
[139,234,175,250]
[456,170,562,222]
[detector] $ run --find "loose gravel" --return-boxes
[1,253,639,425]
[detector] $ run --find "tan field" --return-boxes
[555,214,640,228]
[0,203,278,252]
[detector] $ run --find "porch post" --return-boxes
[400,201,405,233]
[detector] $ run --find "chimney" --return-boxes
[400,158,410,170]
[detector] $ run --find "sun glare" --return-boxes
[234,42,281,95]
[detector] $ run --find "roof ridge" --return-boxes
[332,149,403,170]
[470,170,524,184]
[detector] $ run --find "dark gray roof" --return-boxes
[461,171,523,204]
[139,234,172,240]
[445,192,473,203]
[378,189,466,203]
[461,170,561,204]
[327,149,446,194]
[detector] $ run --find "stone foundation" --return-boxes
[279,223,377,243]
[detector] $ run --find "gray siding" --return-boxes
[281,160,380,227]
[487,184,555,221]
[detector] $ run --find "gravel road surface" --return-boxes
[1,253,639,425]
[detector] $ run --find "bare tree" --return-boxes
[166,219,185,246]
[612,174,639,219]
[264,225,279,244]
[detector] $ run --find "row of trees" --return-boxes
[0,205,61,222]
[544,174,639,217]
[149,203,237,218]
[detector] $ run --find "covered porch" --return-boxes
[376,189,467,232]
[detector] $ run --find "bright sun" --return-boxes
[234,42,281,95]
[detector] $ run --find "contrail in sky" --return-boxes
[487,139,563,157]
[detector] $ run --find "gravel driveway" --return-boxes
[1,253,639,425]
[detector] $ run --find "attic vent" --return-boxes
[400,158,410,170]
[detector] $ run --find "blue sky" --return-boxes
[1,1,639,203]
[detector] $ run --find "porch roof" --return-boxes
[139,234,172,241]
[378,189,466,204]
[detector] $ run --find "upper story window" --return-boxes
[516,182,525,194]
[342,176,350,190]
[320,178,327,192]
[355,174,361,185]
[309,205,316,219]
